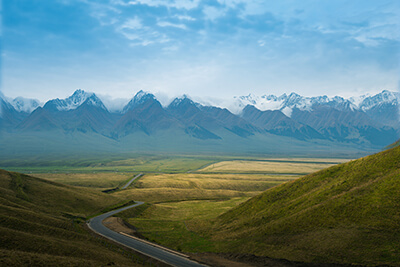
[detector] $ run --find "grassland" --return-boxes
[203,147,400,266]
[198,159,349,174]
[33,172,134,190]
[0,154,218,173]
[0,169,149,266]
[108,157,350,262]
[114,173,298,203]
[118,198,248,252]
[2,155,359,266]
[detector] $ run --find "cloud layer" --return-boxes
[2,0,399,101]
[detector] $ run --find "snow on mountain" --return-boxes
[45,89,107,111]
[359,90,400,111]
[168,95,201,109]
[122,90,156,113]
[234,94,286,112]
[10,97,42,113]
[233,90,396,115]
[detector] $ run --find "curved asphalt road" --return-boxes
[88,202,207,267]
[121,173,143,190]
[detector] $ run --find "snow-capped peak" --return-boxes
[11,97,42,113]
[122,90,156,113]
[234,93,286,111]
[359,90,400,111]
[44,89,106,111]
[233,90,397,113]
[169,95,194,107]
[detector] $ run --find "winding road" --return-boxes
[121,173,143,189]
[87,202,207,267]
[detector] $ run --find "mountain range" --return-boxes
[0,89,399,157]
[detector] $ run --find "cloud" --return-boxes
[157,21,187,30]
[174,15,196,21]
[113,0,201,10]
[117,17,170,45]
[120,16,143,30]
[203,6,227,21]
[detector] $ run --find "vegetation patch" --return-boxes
[0,169,148,266]
[204,146,400,266]
[125,198,248,253]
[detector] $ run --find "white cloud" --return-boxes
[114,0,201,10]
[97,94,130,112]
[116,17,170,45]
[120,16,143,30]
[174,15,196,21]
[258,40,266,47]
[157,21,187,30]
[203,6,226,21]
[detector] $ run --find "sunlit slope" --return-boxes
[210,146,400,266]
[386,139,400,149]
[0,169,139,266]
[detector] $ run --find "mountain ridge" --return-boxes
[1,89,398,155]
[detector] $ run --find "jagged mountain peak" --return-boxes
[234,90,398,113]
[359,90,399,111]
[169,95,195,108]
[43,89,106,111]
[122,90,156,113]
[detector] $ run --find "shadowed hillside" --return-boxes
[208,146,400,266]
[0,169,143,266]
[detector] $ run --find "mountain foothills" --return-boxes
[206,144,400,266]
[0,89,398,156]
[0,169,143,266]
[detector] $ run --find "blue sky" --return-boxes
[2,0,399,102]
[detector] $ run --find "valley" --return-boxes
[3,1,399,266]
[2,154,366,266]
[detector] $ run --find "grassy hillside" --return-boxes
[207,146,400,266]
[386,139,400,149]
[0,169,143,266]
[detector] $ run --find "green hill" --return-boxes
[0,169,141,266]
[386,139,400,149]
[208,146,400,266]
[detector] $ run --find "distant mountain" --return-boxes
[200,105,257,137]
[235,90,399,145]
[167,96,255,138]
[241,105,324,140]
[114,91,182,136]
[1,89,398,155]
[359,90,399,128]
[10,97,41,113]
[0,95,29,129]
[290,106,397,146]
[167,96,222,139]
[234,90,398,120]
[43,89,106,112]
[18,89,114,133]
[122,90,156,113]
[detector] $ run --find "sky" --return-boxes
[1,0,400,103]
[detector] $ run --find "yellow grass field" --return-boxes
[114,172,298,203]
[110,157,352,255]
[198,159,350,174]
[33,172,133,189]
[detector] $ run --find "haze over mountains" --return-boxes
[0,89,398,157]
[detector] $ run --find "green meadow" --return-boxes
[0,169,147,266]
[4,152,396,266]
